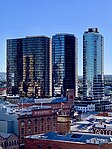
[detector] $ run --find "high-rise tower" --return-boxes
[7,39,23,95]
[83,28,104,100]
[7,36,52,98]
[52,34,78,97]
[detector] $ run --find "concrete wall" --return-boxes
[0,107,18,135]
[0,120,7,133]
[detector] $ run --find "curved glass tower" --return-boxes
[83,28,104,100]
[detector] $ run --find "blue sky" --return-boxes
[0,0,112,75]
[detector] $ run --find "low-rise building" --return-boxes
[18,89,74,115]
[18,105,57,148]
[75,104,95,113]
[0,89,74,148]
[25,132,112,149]
[0,132,18,149]
[0,103,19,135]
[24,113,112,149]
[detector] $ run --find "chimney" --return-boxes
[57,115,70,135]
[66,89,74,104]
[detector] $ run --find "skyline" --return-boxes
[0,0,112,75]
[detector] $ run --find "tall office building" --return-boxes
[7,36,52,98]
[52,34,78,97]
[83,28,104,100]
[7,39,23,95]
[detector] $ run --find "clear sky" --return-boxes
[0,0,112,75]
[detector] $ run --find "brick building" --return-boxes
[18,106,57,148]
[19,98,71,114]
[86,113,112,136]
[18,90,74,148]
[0,132,18,149]
[0,89,74,148]
[18,89,75,115]
[25,131,112,149]
[25,113,112,149]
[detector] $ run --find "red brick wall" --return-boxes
[25,138,112,149]
[96,112,108,117]
[18,102,71,114]
[18,109,57,145]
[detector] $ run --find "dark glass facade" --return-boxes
[83,28,104,100]
[7,36,52,97]
[52,34,78,97]
[7,39,23,95]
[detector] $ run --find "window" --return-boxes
[38,144,42,149]
[21,128,24,134]
[1,142,4,147]
[41,118,44,123]
[9,141,11,146]
[35,118,38,124]
[21,121,24,126]
[12,140,13,146]
[27,120,32,125]
[35,126,37,132]
[48,146,51,149]
[53,116,57,121]
[21,137,24,143]
[47,117,51,122]
[28,127,31,134]
[14,140,17,145]
[47,125,50,130]
[4,141,8,148]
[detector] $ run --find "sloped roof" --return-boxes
[0,132,11,138]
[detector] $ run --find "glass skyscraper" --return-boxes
[52,34,78,97]
[7,36,52,98]
[7,39,23,95]
[83,28,104,100]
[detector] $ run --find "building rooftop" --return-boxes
[26,36,49,38]
[26,132,112,144]
[18,98,35,104]
[51,97,67,103]
[85,28,99,33]
[31,105,52,110]
[35,97,67,104]
[18,97,67,105]
[0,100,53,116]
[86,114,112,122]
[53,33,75,36]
